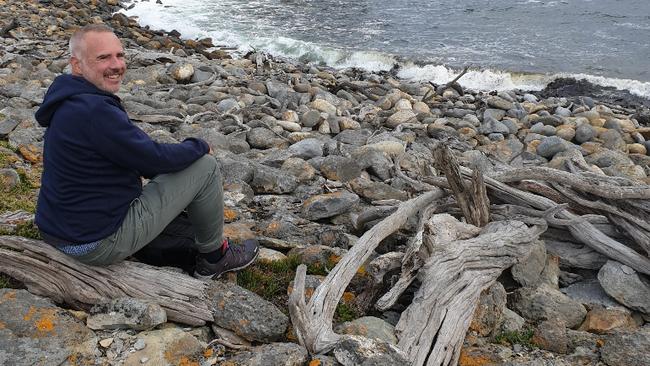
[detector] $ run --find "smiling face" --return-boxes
[70,31,126,93]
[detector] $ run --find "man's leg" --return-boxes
[133,213,197,273]
[76,155,224,265]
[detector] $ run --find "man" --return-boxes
[34,24,258,279]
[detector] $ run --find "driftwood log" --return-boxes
[288,189,446,354]
[396,218,546,366]
[0,236,213,326]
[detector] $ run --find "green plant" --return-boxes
[334,302,359,323]
[494,328,535,347]
[237,255,303,311]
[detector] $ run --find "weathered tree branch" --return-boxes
[0,236,213,326]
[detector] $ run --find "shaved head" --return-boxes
[69,24,115,58]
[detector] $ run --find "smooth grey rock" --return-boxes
[510,284,587,328]
[351,148,393,181]
[498,308,525,333]
[561,279,621,309]
[600,327,650,366]
[251,164,298,194]
[318,155,362,182]
[0,168,20,190]
[530,122,556,136]
[288,138,324,160]
[486,96,514,111]
[247,127,284,150]
[598,261,650,314]
[0,116,19,137]
[216,98,240,112]
[333,335,409,366]
[207,281,289,342]
[0,289,98,366]
[266,81,292,100]
[536,136,571,158]
[523,93,538,103]
[575,124,597,143]
[302,191,360,220]
[87,297,166,331]
[335,317,397,344]
[226,343,308,366]
[501,119,519,134]
[385,110,416,128]
[427,124,459,140]
[537,115,563,127]
[479,116,510,135]
[301,110,322,128]
[8,127,44,148]
[335,129,374,146]
[444,108,474,118]
[511,240,546,288]
[585,149,634,168]
[601,129,627,152]
[555,106,572,117]
[349,177,408,201]
[484,108,506,121]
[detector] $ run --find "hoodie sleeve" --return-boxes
[87,97,209,178]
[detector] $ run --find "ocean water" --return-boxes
[122,0,650,98]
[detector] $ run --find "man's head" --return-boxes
[69,24,126,93]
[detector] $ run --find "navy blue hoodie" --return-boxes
[35,75,209,244]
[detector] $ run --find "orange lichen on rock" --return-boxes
[309,360,322,366]
[223,208,238,222]
[203,347,213,358]
[177,356,199,366]
[0,321,5,329]
[328,254,341,265]
[35,312,55,332]
[342,291,355,304]
[23,306,36,321]
[459,347,499,366]
[18,144,42,163]
[1,290,17,304]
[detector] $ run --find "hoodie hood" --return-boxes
[35,74,120,127]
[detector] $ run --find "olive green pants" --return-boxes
[75,155,224,265]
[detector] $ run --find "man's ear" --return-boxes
[70,56,82,76]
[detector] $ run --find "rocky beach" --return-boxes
[1,1,650,365]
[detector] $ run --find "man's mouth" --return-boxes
[105,73,122,80]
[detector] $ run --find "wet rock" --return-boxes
[598,260,650,314]
[87,297,166,331]
[600,327,650,366]
[532,319,568,354]
[302,191,360,220]
[469,282,507,336]
[0,289,98,366]
[206,281,289,342]
[510,284,587,328]
[335,316,397,345]
[225,342,309,366]
[333,335,408,366]
[122,327,202,366]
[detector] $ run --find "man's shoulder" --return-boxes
[64,92,123,114]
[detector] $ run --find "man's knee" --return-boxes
[194,154,218,171]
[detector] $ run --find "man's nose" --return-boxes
[108,56,125,68]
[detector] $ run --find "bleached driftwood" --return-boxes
[396,218,546,366]
[288,189,445,354]
[0,236,213,326]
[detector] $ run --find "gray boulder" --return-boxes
[206,281,289,342]
[335,316,397,344]
[87,297,166,331]
[333,335,409,366]
[510,284,587,328]
[601,327,650,366]
[302,191,360,220]
[598,260,650,314]
[225,343,309,366]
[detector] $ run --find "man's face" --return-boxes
[70,31,126,93]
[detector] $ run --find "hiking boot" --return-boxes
[194,238,259,280]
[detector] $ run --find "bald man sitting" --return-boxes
[35,24,258,279]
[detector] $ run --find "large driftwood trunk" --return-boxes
[396,218,546,366]
[0,236,213,326]
[288,189,446,354]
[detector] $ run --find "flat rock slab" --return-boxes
[561,279,621,309]
[601,327,650,366]
[206,281,288,342]
[335,316,398,345]
[333,335,408,366]
[225,342,308,366]
[87,297,166,331]
[123,327,203,366]
[0,289,98,366]
[598,260,650,314]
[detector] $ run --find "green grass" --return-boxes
[0,142,41,214]
[494,328,535,347]
[0,274,9,288]
[334,302,360,323]
[237,255,303,311]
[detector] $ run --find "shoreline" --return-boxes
[119,1,650,101]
